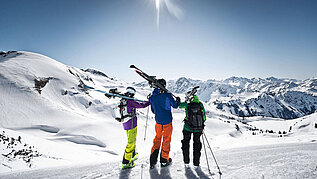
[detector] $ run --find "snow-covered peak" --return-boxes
[168,77,201,93]
[168,76,317,119]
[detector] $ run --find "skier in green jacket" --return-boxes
[179,95,206,169]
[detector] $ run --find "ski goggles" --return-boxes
[126,88,136,94]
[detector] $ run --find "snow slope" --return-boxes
[0,51,153,172]
[1,142,317,179]
[1,51,317,178]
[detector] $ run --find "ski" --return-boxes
[130,65,176,97]
[185,86,200,102]
[84,84,147,102]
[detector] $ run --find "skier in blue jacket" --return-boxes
[149,79,180,168]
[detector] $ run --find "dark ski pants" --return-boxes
[181,130,202,166]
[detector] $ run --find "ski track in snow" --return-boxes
[1,142,317,179]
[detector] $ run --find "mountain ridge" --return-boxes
[168,76,317,119]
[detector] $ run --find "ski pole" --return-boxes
[141,164,144,179]
[144,106,149,141]
[203,132,222,175]
[202,132,211,174]
[141,107,149,179]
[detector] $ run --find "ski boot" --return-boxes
[185,163,190,169]
[150,149,159,169]
[193,165,200,170]
[131,151,138,162]
[161,158,172,168]
[122,161,135,169]
[150,163,156,169]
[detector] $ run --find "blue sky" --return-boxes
[1,0,316,82]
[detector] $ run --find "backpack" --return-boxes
[185,102,205,131]
[115,99,135,122]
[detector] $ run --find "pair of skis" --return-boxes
[84,65,174,101]
[130,65,200,100]
[185,86,200,102]
[83,84,147,103]
[84,65,200,103]
[130,65,177,98]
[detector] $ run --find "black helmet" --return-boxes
[157,79,166,88]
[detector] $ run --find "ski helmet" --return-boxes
[157,79,166,88]
[126,86,136,97]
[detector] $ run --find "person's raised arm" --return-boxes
[128,99,150,108]
[178,102,187,109]
[168,93,180,108]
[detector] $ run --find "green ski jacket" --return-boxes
[179,95,206,132]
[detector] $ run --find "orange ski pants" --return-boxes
[151,122,173,160]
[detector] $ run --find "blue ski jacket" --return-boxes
[150,88,179,125]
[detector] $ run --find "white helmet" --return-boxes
[126,87,136,96]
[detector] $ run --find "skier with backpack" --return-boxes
[179,94,206,169]
[116,87,150,169]
[149,79,180,169]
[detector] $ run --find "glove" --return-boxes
[148,81,154,87]
[105,94,112,98]
[115,118,122,122]
[176,97,181,103]
[147,93,152,100]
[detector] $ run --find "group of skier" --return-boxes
[118,78,206,170]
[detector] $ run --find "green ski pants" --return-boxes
[124,127,137,162]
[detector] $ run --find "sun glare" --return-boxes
[156,0,160,10]
[153,0,183,30]
[155,0,160,29]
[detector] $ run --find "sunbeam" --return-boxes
[156,0,160,29]
[153,0,183,30]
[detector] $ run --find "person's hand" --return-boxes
[176,97,181,103]
[148,81,154,87]
[147,93,152,99]
[105,94,111,98]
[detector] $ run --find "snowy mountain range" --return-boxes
[168,76,317,119]
[0,51,316,178]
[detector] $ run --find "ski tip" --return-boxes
[129,65,136,69]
